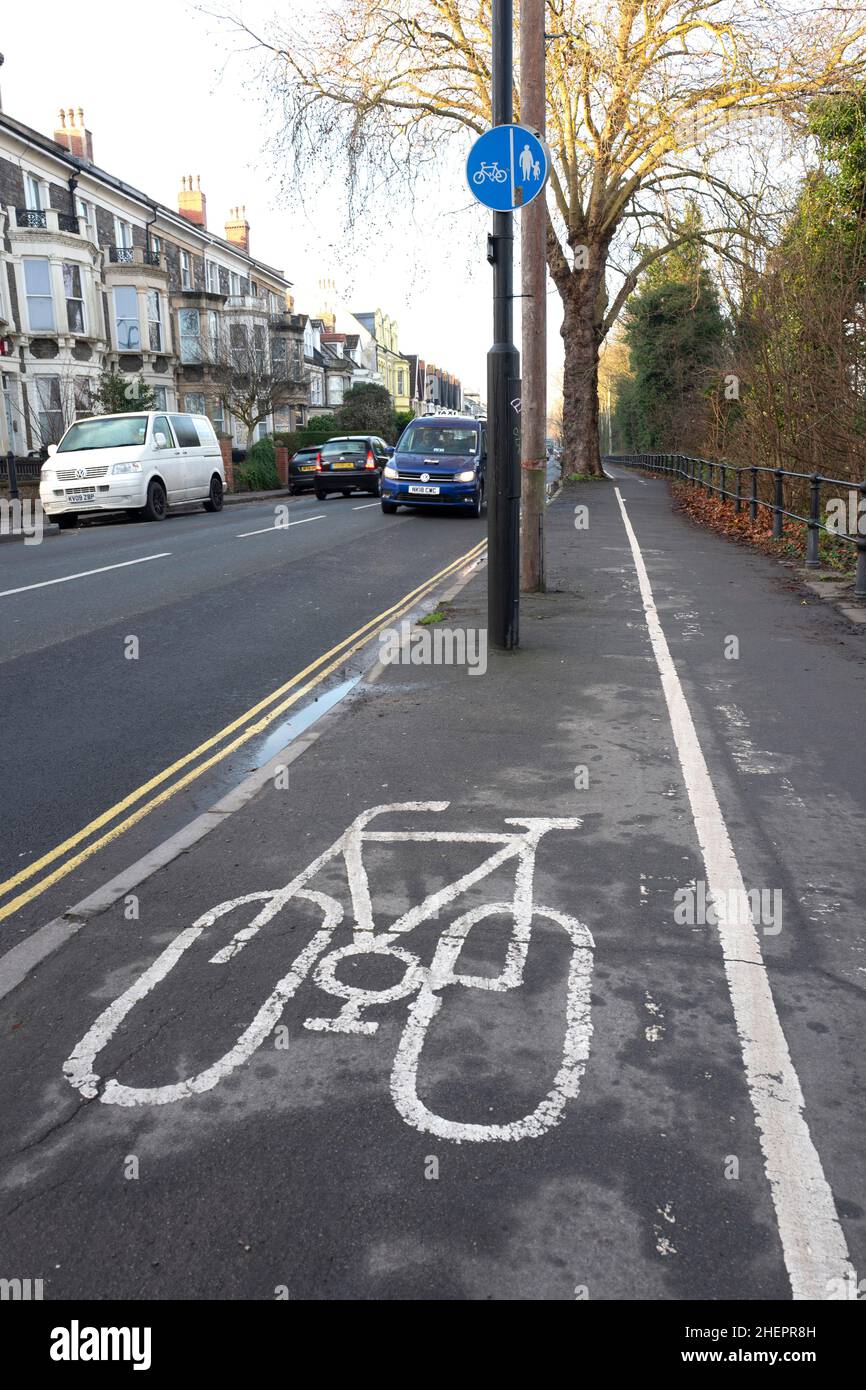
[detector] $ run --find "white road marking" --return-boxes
[0,552,171,599]
[236,515,325,539]
[63,803,595,1143]
[613,484,853,1301]
[352,502,380,511]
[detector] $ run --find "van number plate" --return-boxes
[67,491,95,503]
[408,485,439,495]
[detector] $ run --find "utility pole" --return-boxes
[519,0,546,592]
[487,0,520,650]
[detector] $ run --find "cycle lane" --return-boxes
[0,485,832,1300]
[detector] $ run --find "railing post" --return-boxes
[720,462,727,501]
[855,482,866,600]
[734,468,742,514]
[773,469,784,538]
[6,450,18,501]
[805,473,821,569]
[750,466,758,521]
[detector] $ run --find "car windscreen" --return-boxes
[57,416,149,452]
[320,441,367,458]
[398,426,478,456]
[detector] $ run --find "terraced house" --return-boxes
[0,104,310,457]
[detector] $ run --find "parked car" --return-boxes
[314,436,390,500]
[289,445,323,494]
[380,415,487,516]
[39,411,225,527]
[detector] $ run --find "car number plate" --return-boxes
[300,466,315,472]
[408,485,440,495]
[334,462,354,469]
[67,491,95,503]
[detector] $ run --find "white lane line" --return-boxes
[236,515,326,539]
[352,502,380,511]
[613,485,853,1301]
[0,552,170,600]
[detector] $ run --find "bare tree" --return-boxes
[213,322,299,446]
[213,1,866,474]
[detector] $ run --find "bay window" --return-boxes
[114,286,140,350]
[63,262,85,334]
[179,308,202,363]
[184,392,206,415]
[35,375,64,443]
[24,258,55,332]
[147,290,164,351]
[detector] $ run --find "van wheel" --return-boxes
[203,475,224,512]
[56,513,78,530]
[469,483,484,519]
[142,479,167,521]
[381,501,398,515]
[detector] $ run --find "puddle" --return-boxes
[248,675,362,768]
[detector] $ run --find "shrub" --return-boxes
[235,435,279,491]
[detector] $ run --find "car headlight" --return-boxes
[454,469,476,482]
[111,461,142,474]
[383,464,398,479]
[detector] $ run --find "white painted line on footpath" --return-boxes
[236,515,326,539]
[0,552,171,599]
[613,483,853,1301]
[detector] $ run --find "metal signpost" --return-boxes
[467,8,550,650]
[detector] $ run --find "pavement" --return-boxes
[0,467,864,1301]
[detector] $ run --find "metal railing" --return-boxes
[1,452,43,493]
[57,212,80,233]
[606,453,866,599]
[15,207,47,228]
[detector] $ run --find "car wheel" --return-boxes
[142,479,167,521]
[315,489,327,501]
[381,501,398,514]
[203,474,224,512]
[289,484,300,496]
[56,513,78,530]
[341,489,351,498]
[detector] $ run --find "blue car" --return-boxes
[380,415,487,516]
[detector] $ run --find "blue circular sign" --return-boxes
[466,124,550,211]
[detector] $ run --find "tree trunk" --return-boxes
[558,248,608,478]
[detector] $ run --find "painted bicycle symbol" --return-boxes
[64,802,594,1142]
[472,161,509,186]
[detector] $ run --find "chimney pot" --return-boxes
[58,109,66,127]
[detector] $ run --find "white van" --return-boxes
[39,411,226,527]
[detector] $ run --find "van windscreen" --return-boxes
[399,426,477,456]
[57,417,148,452]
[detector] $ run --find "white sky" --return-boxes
[0,0,565,401]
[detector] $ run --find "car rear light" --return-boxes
[315,452,322,471]
[365,450,376,469]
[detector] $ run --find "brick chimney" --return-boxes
[225,205,249,253]
[178,173,207,228]
[54,107,94,162]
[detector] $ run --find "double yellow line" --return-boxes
[0,539,487,925]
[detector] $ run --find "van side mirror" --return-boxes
[47,443,58,457]
[154,432,167,449]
